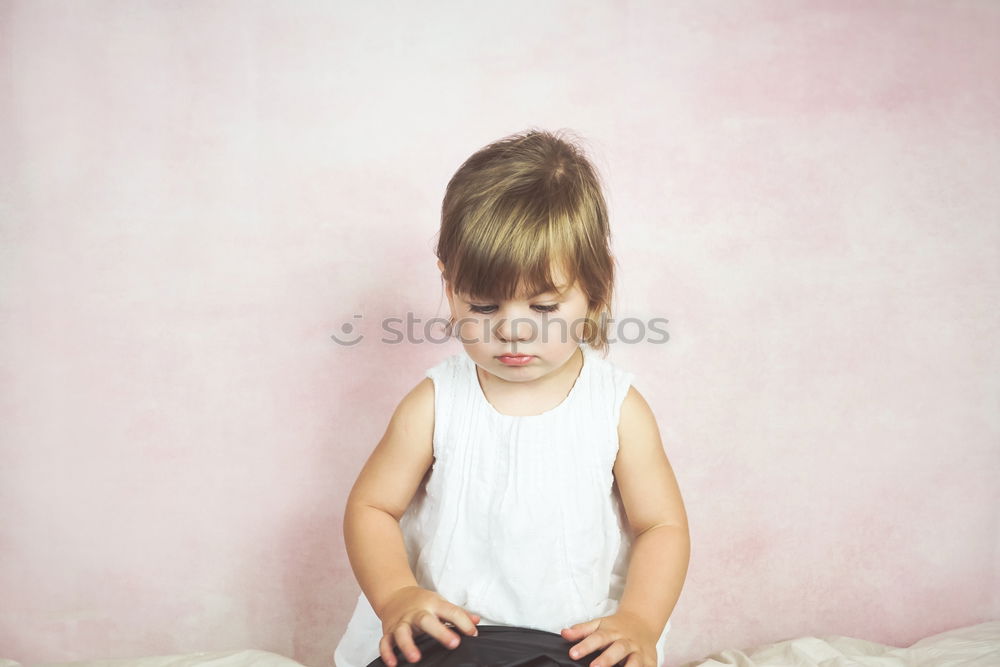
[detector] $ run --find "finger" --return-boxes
[393,623,421,663]
[591,640,630,667]
[623,653,642,667]
[562,619,600,640]
[379,633,398,667]
[444,605,480,637]
[568,632,607,661]
[414,609,462,650]
[457,612,482,626]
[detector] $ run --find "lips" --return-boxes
[497,353,535,366]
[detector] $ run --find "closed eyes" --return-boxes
[467,303,561,314]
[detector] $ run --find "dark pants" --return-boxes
[366,624,624,667]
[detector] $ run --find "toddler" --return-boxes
[334,129,689,667]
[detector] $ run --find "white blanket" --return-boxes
[3,622,999,667]
[0,650,304,667]
[682,620,1000,667]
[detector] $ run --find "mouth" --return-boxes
[497,354,535,366]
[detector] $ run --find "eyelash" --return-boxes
[467,304,561,314]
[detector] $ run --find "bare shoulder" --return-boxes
[614,385,689,536]
[346,376,436,521]
[617,385,663,460]
[391,375,436,433]
[619,384,657,435]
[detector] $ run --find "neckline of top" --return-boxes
[467,345,592,419]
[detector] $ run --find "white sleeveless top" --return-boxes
[334,344,672,667]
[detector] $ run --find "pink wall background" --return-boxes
[1,1,998,665]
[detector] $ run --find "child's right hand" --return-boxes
[376,585,481,665]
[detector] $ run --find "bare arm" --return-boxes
[613,385,690,636]
[344,375,480,665]
[342,376,436,616]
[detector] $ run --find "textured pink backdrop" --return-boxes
[1,1,998,666]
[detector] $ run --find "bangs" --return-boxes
[446,211,579,303]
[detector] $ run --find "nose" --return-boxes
[493,311,536,344]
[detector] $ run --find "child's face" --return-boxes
[439,260,591,383]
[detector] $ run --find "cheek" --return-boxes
[538,315,584,343]
[564,308,591,341]
[456,316,489,339]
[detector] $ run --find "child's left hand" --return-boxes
[560,610,659,667]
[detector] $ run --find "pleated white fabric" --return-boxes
[334,343,672,667]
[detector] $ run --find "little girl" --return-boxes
[334,129,689,667]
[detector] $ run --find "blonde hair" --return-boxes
[434,128,618,355]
